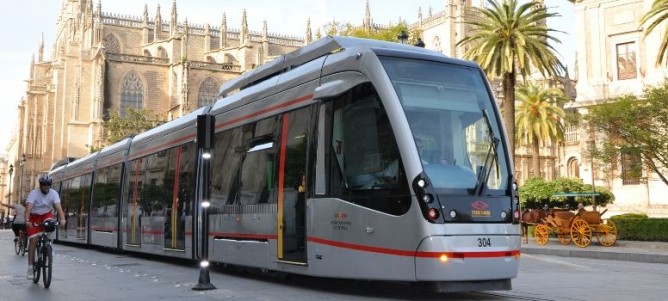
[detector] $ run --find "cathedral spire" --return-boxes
[204,23,211,52]
[93,0,102,44]
[363,0,372,32]
[305,18,312,44]
[170,0,178,37]
[241,9,249,46]
[38,32,44,62]
[143,3,148,26]
[142,4,149,44]
[154,4,162,41]
[220,12,227,48]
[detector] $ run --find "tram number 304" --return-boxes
[477,237,492,247]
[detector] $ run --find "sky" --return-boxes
[0,0,576,154]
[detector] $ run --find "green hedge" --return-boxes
[610,216,668,242]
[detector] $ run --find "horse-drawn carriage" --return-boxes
[521,192,618,248]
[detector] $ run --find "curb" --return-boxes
[521,239,668,264]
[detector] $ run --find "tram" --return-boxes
[49,36,521,292]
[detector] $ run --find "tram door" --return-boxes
[278,107,311,262]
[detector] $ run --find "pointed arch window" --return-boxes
[104,34,120,53]
[198,77,219,107]
[120,70,144,117]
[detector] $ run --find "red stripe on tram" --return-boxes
[308,236,520,258]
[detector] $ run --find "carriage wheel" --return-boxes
[596,219,618,247]
[570,218,592,248]
[557,231,571,245]
[533,225,549,246]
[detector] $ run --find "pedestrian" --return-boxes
[25,175,66,279]
[0,200,27,242]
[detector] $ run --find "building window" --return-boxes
[120,70,144,117]
[565,124,579,142]
[432,36,442,53]
[621,150,641,185]
[616,42,637,80]
[104,34,120,54]
[197,77,219,107]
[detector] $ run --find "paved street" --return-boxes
[2,230,668,301]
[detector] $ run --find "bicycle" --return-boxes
[14,224,27,256]
[30,219,58,288]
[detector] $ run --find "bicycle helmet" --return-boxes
[43,219,57,233]
[39,174,53,186]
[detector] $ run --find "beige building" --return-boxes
[4,0,308,207]
[566,0,668,216]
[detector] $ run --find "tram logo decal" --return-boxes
[331,212,351,231]
[471,200,491,217]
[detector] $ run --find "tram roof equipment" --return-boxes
[218,36,442,97]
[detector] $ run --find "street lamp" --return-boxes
[19,154,26,203]
[8,164,13,205]
[587,140,597,207]
[397,31,408,44]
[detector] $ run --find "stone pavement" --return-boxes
[521,237,668,264]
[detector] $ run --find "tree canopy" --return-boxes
[519,177,614,209]
[457,0,565,155]
[102,107,164,147]
[585,80,668,186]
[322,20,420,44]
[640,0,668,66]
[515,83,567,177]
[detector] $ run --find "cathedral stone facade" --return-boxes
[5,0,308,202]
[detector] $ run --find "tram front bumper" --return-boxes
[414,235,520,281]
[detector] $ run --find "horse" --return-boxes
[519,209,550,244]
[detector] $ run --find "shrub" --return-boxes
[610,216,668,241]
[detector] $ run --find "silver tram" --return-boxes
[49,36,520,292]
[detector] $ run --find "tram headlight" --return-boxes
[449,210,457,219]
[421,194,433,203]
[500,211,507,219]
[200,260,210,268]
[417,178,428,188]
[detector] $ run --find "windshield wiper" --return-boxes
[475,109,500,196]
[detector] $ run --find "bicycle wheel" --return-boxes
[21,235,27,256]
[33,244,41,283]
[43,244,53,288]
[14,236,20,255]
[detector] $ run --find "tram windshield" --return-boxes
[380,57,509,195]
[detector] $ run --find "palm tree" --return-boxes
[456,0,565,156]
[515,83,566,178]
[640,0,668,66]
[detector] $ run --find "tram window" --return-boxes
[211,127,243,207]
[211,117,278,207]
[92,165,121,218]
[239,117,278,205]
[325,83,411,215]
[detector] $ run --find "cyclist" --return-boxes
[24,175,66,280]
[0,200,26,243]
